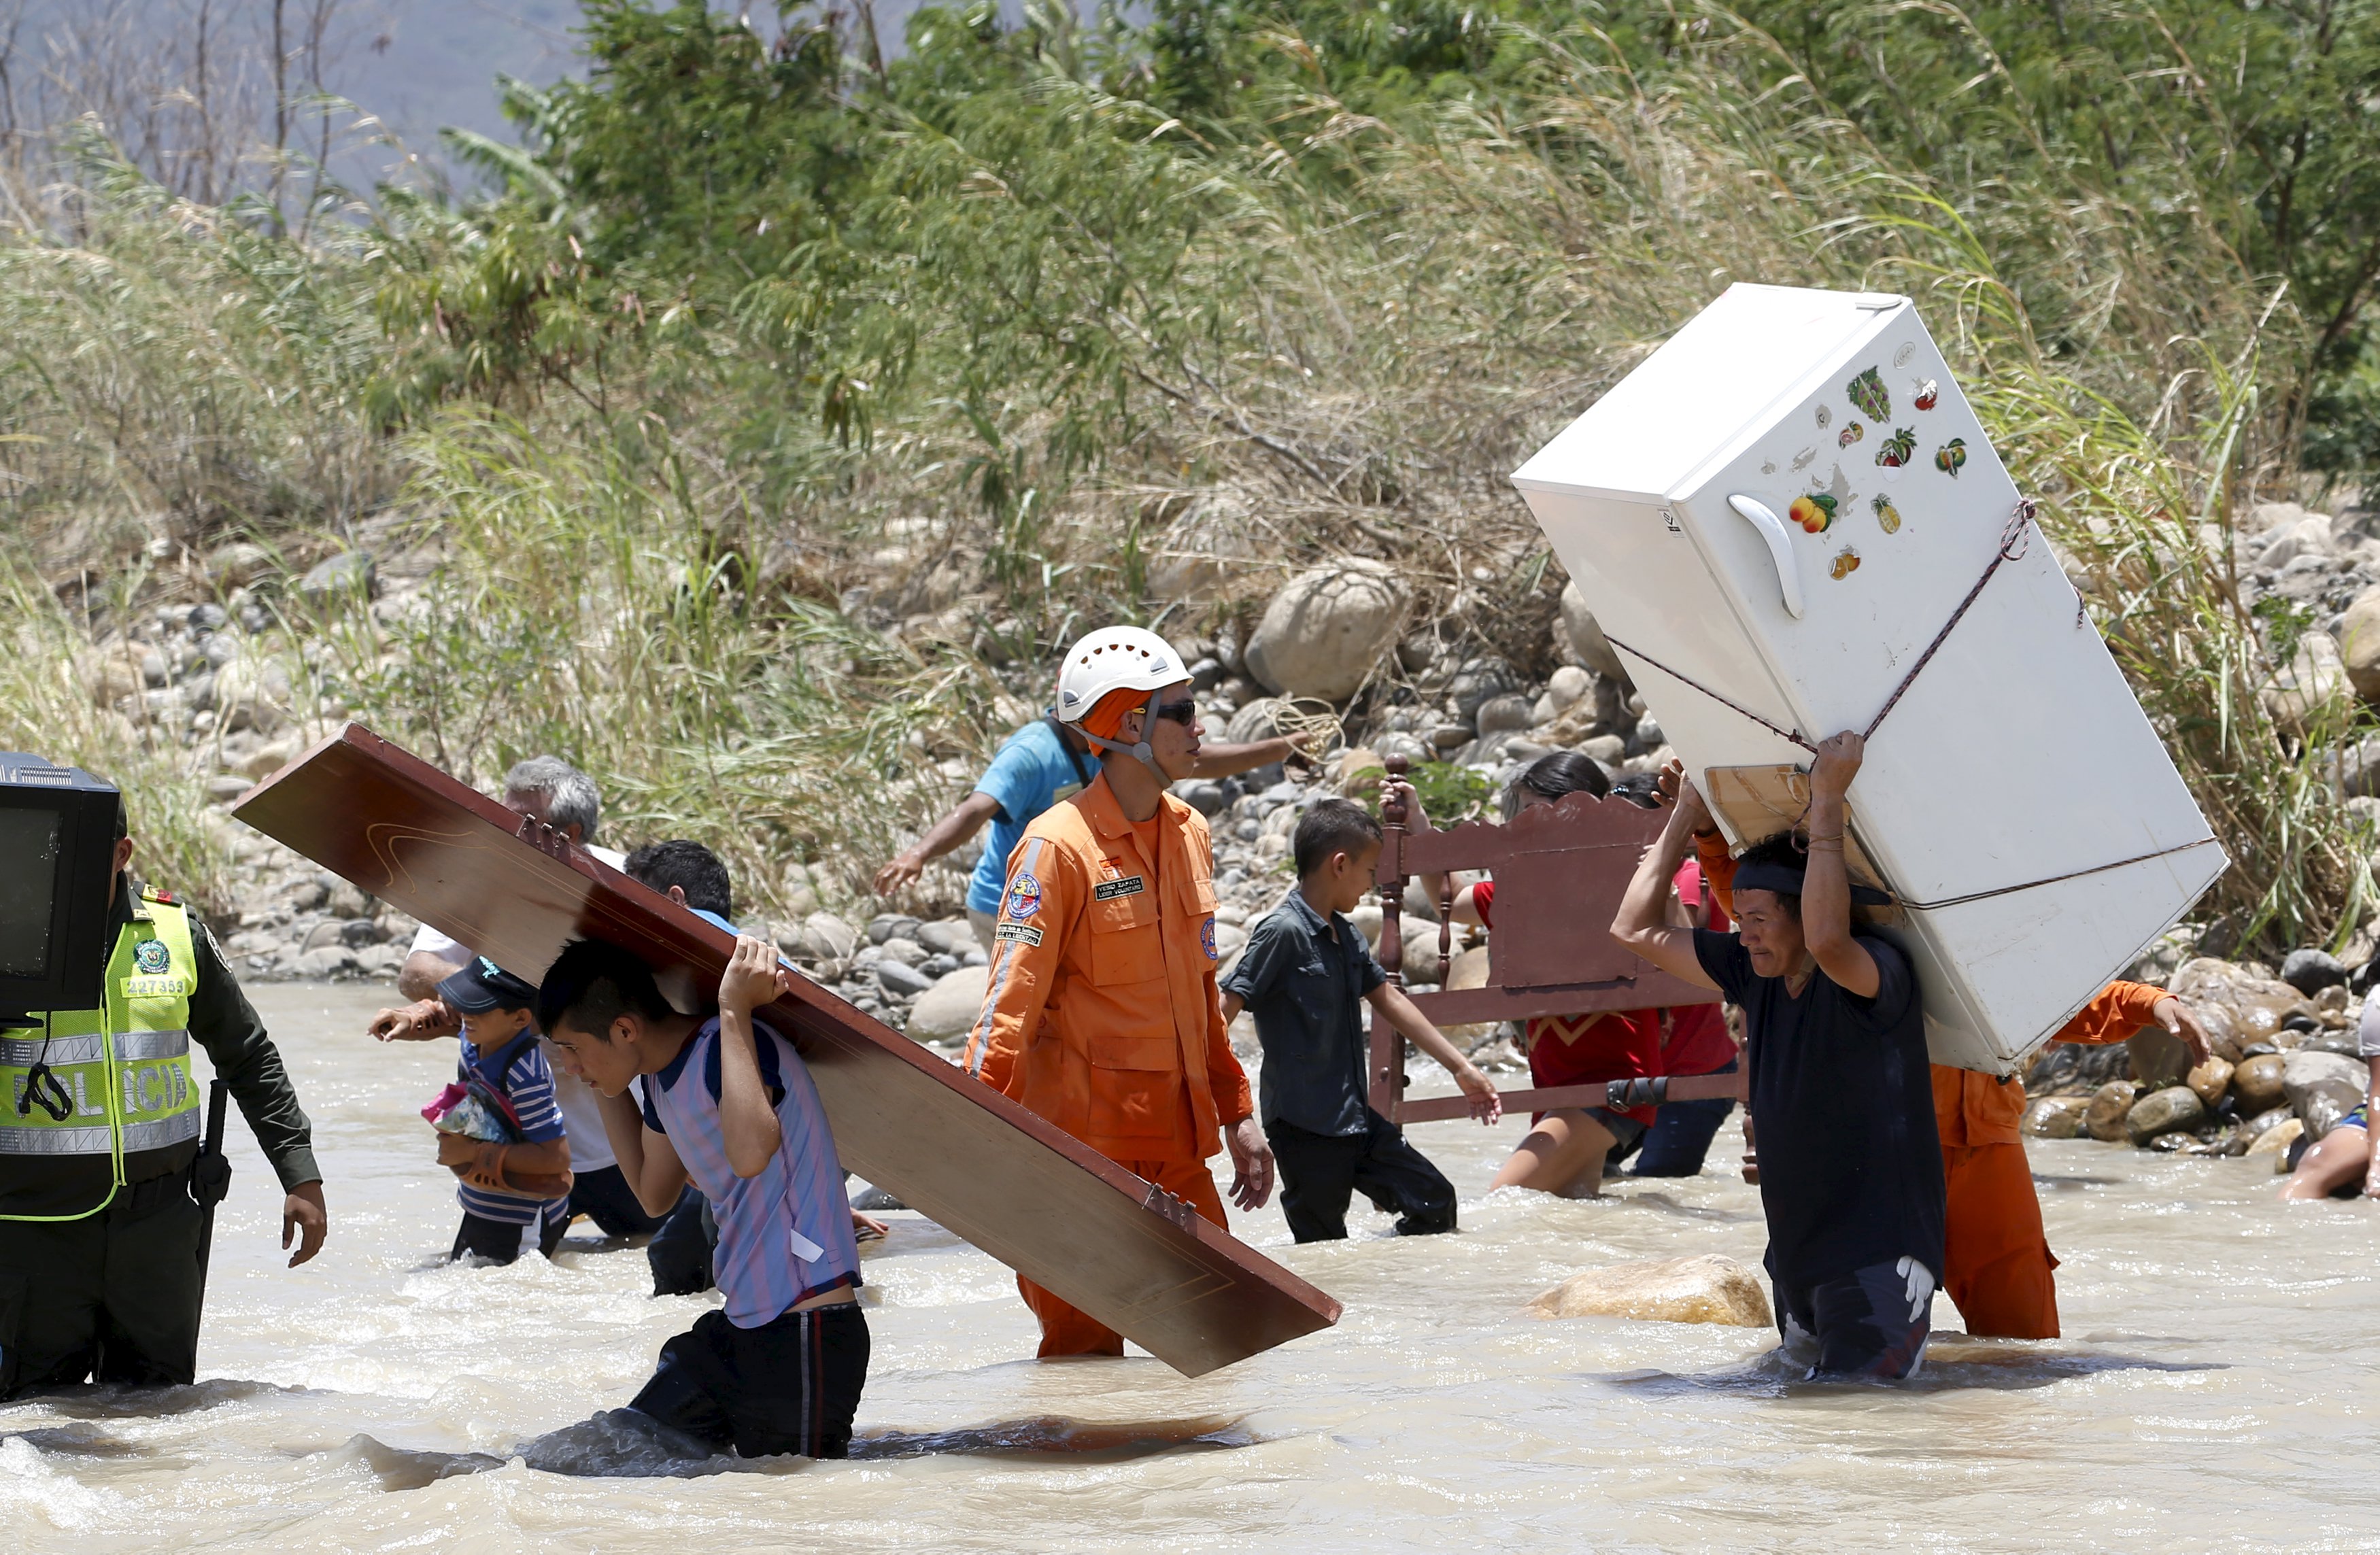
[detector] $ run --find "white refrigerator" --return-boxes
[1512,283,2226,1074]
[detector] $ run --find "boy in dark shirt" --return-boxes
[1221,800,1501,1242]
[1611,732,1943,1380]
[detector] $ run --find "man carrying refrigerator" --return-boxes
[1612,733,1945,1380]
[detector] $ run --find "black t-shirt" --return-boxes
[1693,927,1944,1290]
[1219,892,1389,1136]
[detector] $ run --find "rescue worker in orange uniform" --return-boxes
[963,626,1274,1358]
[1670,766,2208,1339]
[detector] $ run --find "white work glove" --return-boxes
[1894,1255,1936,1323]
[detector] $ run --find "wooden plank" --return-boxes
[232,725,1339,1377]
[1376,789,1712,1021]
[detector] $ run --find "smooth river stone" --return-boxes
[2084,1081,2139,1142]
[1528,1254,1773,1328]
[2126,1085,2206,1144]
[2022,1096,2091,1139]
[2187,1056,2234,1108]
[2232,1053,2289,1114]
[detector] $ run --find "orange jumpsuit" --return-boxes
[964,770,1254,1356]
[1694,832,2167,1338]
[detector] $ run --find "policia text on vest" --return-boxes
[0,871,326,1397]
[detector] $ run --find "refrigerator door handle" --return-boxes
[1724,494,1805,619]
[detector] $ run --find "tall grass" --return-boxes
[0,559,238,912]
[301,415,1013,915]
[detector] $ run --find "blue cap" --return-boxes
[435,955,541,1014]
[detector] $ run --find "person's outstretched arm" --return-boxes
[1365,982,1501,1122]
[1193,736,1306,779]
[874,791,1001,897]
[1610,782,1718,991]
[1802,732,1880,998]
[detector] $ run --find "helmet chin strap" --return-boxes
[1078,690,1169,783]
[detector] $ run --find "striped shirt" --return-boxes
[641,1016,860,1326]
[455,1030,568,1225]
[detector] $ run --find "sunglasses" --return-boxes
[1149,699,1197,725]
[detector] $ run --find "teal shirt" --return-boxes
[966,720,1094,914]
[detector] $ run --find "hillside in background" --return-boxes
[3,0,2379,964]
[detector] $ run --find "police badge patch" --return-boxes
[134,938,171,974]
[1006,874,1043,921]
[1202,915,1218,961]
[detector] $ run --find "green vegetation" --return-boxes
[1,0,2376,947]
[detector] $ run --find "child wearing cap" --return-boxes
[428,957,575,1264]
[537,934,866,1460]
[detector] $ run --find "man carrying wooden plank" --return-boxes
[963,626,1275,1358]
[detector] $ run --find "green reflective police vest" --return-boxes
[1,891,201,1166]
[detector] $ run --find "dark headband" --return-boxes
[1733,858,1893,906]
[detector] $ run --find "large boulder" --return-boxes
[1243,559,1408,700]
[2264,630,2349,732]
[1554,581,1627,683]
[2126,1027,2193,1089]
[1527,1254,1771,1327]
[2283,1049,2366,1139]
[904,965,989,1045]
[2281,947,2351,995]
[2254,512,2334,570]
[800,911,859,962]
[2341,586,2380,702]
[298,549,377,604]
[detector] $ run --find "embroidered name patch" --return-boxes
[1006,873,1042,921]
[996,922,1044,947]
[1093,876,1146,902]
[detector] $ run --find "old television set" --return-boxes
[0,753,120,1017]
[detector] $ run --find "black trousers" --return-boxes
[630,1301,870,1458]
[1265,1111,1458,1243]
[569,1163,670,1238]
[0,1173,204,1398]
[645,1187,716,1297]
[452,1203,568,1264]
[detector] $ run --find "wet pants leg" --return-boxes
[646,1188,717,1296]
[1941,1141,2060,1339]
[631,1302,870,1458]
[1267,1112,1457,1242]
[0,1176,203,1397]
[1775,1257,1935,1381]
[1019,1157,1223,1357]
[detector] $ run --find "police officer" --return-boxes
[0,797,328,1397]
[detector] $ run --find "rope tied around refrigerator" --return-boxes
[1597,498,2217,910]
[1602,498,2041,754]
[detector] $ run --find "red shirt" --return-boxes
[1660,861,1739,1078]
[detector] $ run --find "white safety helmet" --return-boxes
[1053,625,1186,779]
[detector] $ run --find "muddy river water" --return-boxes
[5,981,2380,1551]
